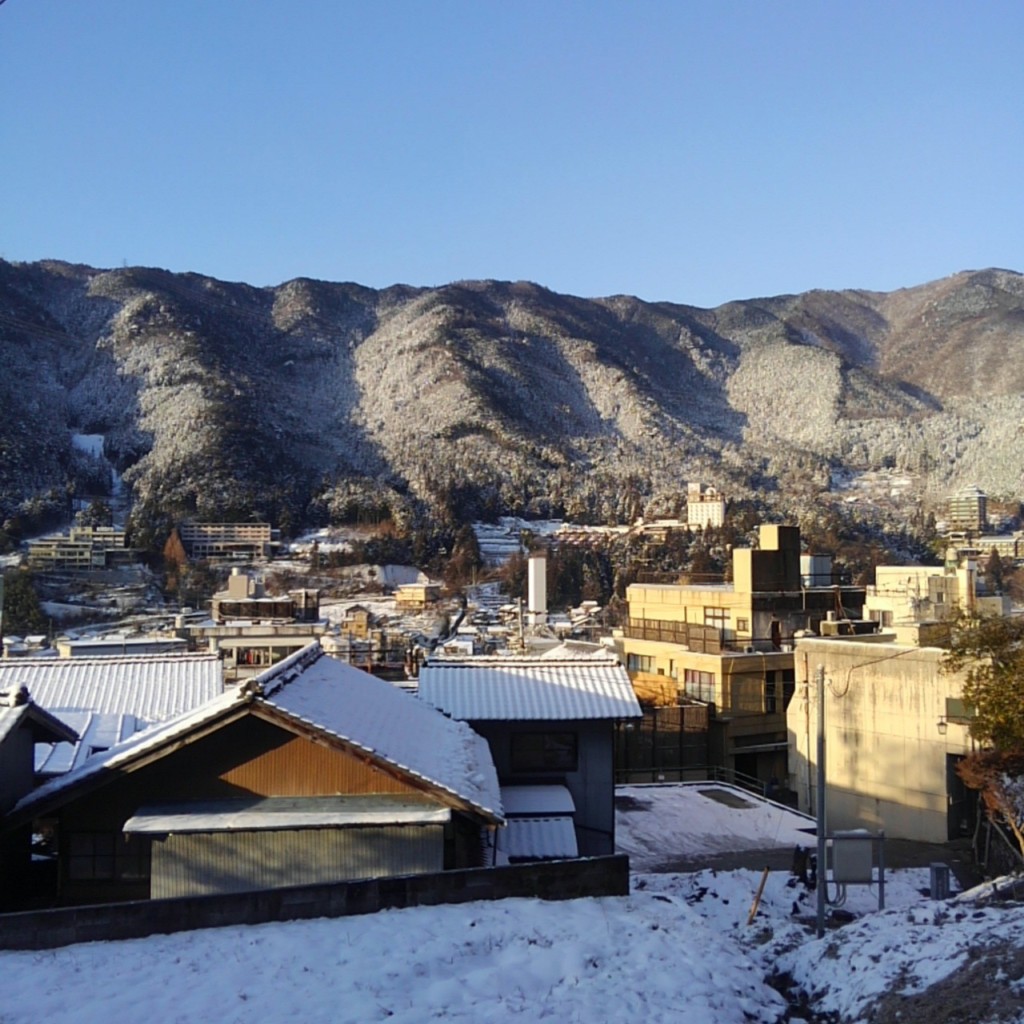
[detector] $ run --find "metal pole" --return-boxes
[877,830,885,911]
[816,664,827,938]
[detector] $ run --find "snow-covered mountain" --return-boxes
[2,259,1023,541]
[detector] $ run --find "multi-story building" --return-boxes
[395,582,442,610]
[177,522,280,563]
[789,554,1010,844]
[952,533,1024,565]
[28,526,133,570]
[178,570,327,682]
[946,485,987,534]
[616,525,864,788]
[790,628,976,844]
[685,481,726,529]
[864,557,1008,629]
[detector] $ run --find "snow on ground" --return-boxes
[71,433,105,458]
[3,784,1023,1023]
[615,782,816,871]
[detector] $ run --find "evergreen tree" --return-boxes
[944,613,1024,751]
[984,547,1006,595]
[2,570,48,636]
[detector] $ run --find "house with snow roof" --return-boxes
[0,686,79,910]
[0,653,225,782]
[0,645,503,909]
[417,657,641,858]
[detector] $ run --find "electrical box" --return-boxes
[831,830,874,883]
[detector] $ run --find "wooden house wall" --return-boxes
[49,715,453,906]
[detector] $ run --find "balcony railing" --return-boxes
[625,619,723,654]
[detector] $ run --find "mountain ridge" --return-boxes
[1,260,1022,542]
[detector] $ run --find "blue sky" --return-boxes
[4,1,1022,307]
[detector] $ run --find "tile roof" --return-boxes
[0,700,79,748]
[12,645,503,826]
[259,648,503,822]
[417,658,642,722]
[0,655,224,723]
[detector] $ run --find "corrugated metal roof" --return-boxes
[0,655,224,723]
[418,659,642,721]
[501,785,575,816]
[502,816,578,861]
[35,711,147,776]
[124,796,452,833]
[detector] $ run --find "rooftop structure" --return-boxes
[618,524,865,789]
[0,654,224,724]
[180,571,327,683]
[3,645,503,906]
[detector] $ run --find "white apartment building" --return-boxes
[685,482,726,529]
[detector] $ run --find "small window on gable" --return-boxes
[511,732,578,772]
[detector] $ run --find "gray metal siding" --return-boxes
[150,826,445,899]
[476,720,615,856]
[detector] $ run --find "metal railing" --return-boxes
[615,764,768,797]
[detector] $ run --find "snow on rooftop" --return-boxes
[0,654,224,723]
[15,645,503,825]
[261,648,503,821]
[615,783,816,871]
[35,710,147,775]
[418,658,642,721]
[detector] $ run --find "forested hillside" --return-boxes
[2,260,1022,548]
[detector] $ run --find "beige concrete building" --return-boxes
[28,526,132,570]
[789,630,976,844]
[395,582,442,610]
[864,559,1008,629]
[790,555,1009,842]
[178,571,327,683]
[177,522,280,562]
[617,525,864,786]
[946,485,987,534]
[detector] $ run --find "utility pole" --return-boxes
[816,663,827,938]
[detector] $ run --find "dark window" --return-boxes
[765,670,778,713]
[627,653,654,674]
[511,732,578,772]
[782,669,796,711]
[68,833,150,881]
